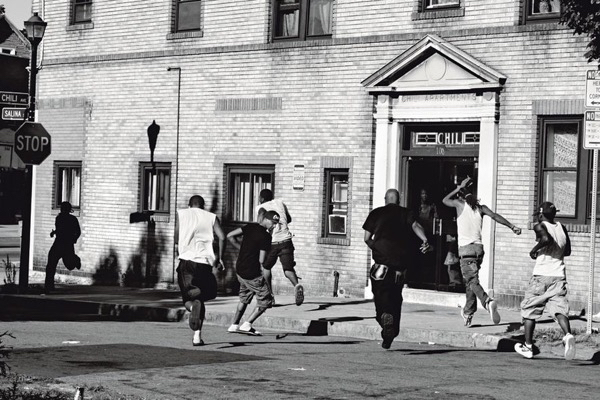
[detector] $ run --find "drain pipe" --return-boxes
[333,271,339,297]
[167,66,181,284]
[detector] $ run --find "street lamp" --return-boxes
[18,12,46,292]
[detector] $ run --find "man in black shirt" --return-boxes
[226,210,279,335]
[45,201,81,294]
[363,189,430,349]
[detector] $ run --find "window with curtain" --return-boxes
[273,0,333,41]
[72,0,92,24]
[424,0,459,10]
[227,165,274,222]
[176,0,202,32]
[140,162,171,213]
[55,161,81,209]
[324,169,349,237]
[538,116,599,224]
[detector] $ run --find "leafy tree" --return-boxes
[560,0,600,63]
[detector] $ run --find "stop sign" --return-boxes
[14,121,52,165]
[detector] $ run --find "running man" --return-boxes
[226,210,279,336]
[514,202,575,360]
[363,188,431,349]
[175,195,225,346]
[256,189,304,306]
[443,177,521,327]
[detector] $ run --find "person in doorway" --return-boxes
[444,234,463,288]
[514,202,575,360]
[226,210,279,336]
[175,195,225,346]
[45,201,81,294]
[363,188,431,349]
[416,188,438,235]
[256,189,304,306]
[442,177,521,327]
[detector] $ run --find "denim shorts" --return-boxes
[237,274,274,308]
[520,275,569,320]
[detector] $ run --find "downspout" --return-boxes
[167,66,181,284]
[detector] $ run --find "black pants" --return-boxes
[45,241,75,290]
[371,266,405,338]
[176,259,217,305]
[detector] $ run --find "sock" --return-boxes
[193,330,202,343]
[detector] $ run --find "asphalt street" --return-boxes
[2,320,598,400]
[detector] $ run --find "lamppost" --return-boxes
[18,12,47,292]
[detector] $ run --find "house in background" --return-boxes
[25,0,599,312]
[0,5,30,224]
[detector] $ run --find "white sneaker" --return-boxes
[227,324,239,333]
[563,333,576,360]
[294,284,304,306]
[514,343,533,359]
[487,299,501,325]
[238,321,262,336]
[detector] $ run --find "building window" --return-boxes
[525,0,561,23]
[72,0,92,24]
[140,162,171,214]
[423,0,459,10]
[226,165,274,222]
[272,0,333,41]
[176,0,201,32]
[54,161,81,209]
[538,116,599,224]
[324,169,349,237]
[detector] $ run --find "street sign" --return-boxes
[0,91,29,105]
[2,107,26,121]
[14,121,51,165]
[584,111,600,149]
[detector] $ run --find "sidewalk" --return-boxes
[0,285,598,360]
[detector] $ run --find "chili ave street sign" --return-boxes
[14,121,52,165]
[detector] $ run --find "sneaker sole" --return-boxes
[236,330,262,336]
[564,335,576,360]
[295,285,304,306]
[488,301,501,325]
[189,300,203,331]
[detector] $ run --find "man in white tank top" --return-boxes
[256,189,304,306]
[443,177,521,327]
[175,195,225,346]
[514,201,576,360]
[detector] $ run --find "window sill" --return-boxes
[527,221,600,234]
[412,7,464,20]
[150,213,171,223]
[167,30,203,40]
[67,23,94,31]
[317,237,351,246]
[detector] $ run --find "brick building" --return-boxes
[29,0,599,310]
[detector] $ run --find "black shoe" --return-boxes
[381,313,394,349]
[192,339,205,347]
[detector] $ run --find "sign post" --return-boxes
[584,70,600,334]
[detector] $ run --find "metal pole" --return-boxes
[168,67,181,284]
[587,149,598,334]
[18,39,38,293]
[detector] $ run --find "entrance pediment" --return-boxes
[363,35,506,93]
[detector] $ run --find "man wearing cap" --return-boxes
[45,201,81,294]
[363,188,431,349]
[443,177,522,327]
[226,210,279,335]
[514,201,576,360]
[175,195,225,346]
[256,189,304,306]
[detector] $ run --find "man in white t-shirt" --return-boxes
[443,177,521,327]
[256,189,304,306]
[175,195,225,346]
[514,201,575,360]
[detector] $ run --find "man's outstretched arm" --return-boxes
[480,205,521,235]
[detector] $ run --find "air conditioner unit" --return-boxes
[328,214,346,235]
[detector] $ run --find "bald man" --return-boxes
[363,189,430,349]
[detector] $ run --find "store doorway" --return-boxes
[406,157,478,291]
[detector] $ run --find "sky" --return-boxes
[2,0,34,30]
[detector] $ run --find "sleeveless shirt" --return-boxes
[256,199,292,242]
[456,205,483,247]
[532,221,567,277]
[177,208,217,264]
